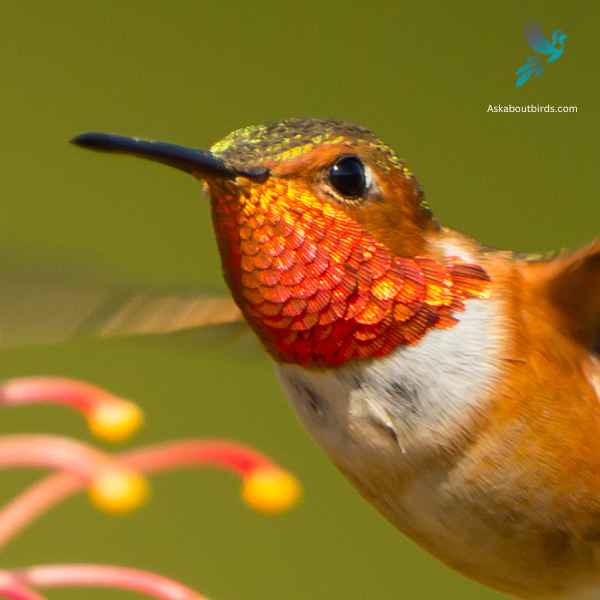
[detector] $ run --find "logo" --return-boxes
[515,23,567,88]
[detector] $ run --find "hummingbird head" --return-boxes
[73,119,488,366]
[206,118,435,256]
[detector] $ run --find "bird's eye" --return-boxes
[328,156,368,199]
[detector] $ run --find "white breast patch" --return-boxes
[276,297,505,466]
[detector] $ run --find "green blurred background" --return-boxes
[0,2,598,598]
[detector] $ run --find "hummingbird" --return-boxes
[63,118,600,599]
[516,23,567,88]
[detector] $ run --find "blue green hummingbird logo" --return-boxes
[516,23,567,88]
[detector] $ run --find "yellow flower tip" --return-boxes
[87,400,144,443]
[242,467,302,515]
[88,469,149,514]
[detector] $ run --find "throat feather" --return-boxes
[211,179,491,367]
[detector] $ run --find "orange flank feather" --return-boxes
[427,240,600,598]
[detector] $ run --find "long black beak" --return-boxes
[71,132,269,181]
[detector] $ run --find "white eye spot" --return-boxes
[364,164,373,191]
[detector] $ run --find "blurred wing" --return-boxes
[86,293,242,338]
[0,270,244,348]
[525,23,554,55]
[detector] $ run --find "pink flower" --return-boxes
[0,376,301,599]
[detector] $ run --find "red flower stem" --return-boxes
[0,572,45,600]
[0,378,144,443]
[0,435,119,480]
[14,564,205,600]
[0,440,274,548]
[0,475,79,549]
[124,440,271,476]
[0,377,112,413]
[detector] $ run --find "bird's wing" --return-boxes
[533,241,600,353]
[516,61,531,76]
[0,266,245,348]
[525,23,555,55]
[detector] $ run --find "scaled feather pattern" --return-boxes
[211,176,490,366]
